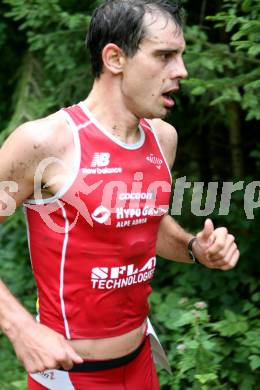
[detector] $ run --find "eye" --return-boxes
[161,52,172,61]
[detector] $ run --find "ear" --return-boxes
[102,43,125,75]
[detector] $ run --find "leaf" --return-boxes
[242,0,253,13]
[245,79,260,91]
[191,86,206,96]
[195,373,218,384]
[201,339,216,351]
[252,292,260,302]
[203,58,216,71]
[213,310,249,336]
[226,17,238,33]
[249,355,260,370]
[243,329,260,349]
[248,44,260,57]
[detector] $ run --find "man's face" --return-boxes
[121,12,188,119]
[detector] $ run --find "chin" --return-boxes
[154,111,168,120]
[143,108,168,120]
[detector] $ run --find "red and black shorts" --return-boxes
[28,336,160,390]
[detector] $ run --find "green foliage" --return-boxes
[154,187,260,388]
[150,289,260,389]
[0,208,34,387]
[250,143,260,172]
[0,207,35,308]
[2,0,93,139]
[0,0,259,388]
[0,336,26,389]
[183,0,260,121]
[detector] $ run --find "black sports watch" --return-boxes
[188,237,200,264]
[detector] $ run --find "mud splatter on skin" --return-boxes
[61,147,66,153]
[19,161,27,167]
[111,124,123,141]
[6,159,33,183]
[9,162,15,179]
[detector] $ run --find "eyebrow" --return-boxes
[154,48,186,55]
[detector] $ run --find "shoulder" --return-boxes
[12,110,69,151]
[149,118,178,169]
[0,109,72,189]
[4,110,71,161]
[0,110,74,220]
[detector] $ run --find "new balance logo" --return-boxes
[91,153,110,168]
[146,154,163,170]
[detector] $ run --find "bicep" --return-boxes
[163,125,178,170]
[0,128,36,222]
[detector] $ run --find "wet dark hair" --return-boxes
[86,0,184,78]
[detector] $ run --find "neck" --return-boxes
[83,77,141,145]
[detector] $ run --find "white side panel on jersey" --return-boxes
[23,207,41,321]
[30,370,75,390]
[147,318,172,374]
[58,200,71,339]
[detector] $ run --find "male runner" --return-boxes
[0,1,239,389]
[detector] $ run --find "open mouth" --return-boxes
[162,91,175,108]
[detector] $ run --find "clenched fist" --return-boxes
[192,219,240,270]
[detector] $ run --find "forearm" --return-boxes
[156,215,194,263]
[0,278,35,342]
[0,279,83,372]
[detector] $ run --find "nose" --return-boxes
[170,56,188,80]
[179,57,188,79]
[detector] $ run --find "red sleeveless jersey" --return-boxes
[24,103,172,339]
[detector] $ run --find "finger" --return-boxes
[57,342,83,370]
[206,227,228,256]
[197,219,214,243]
[60,349,83,370]
[209,244,238,269]
[208,234,235,261]
[18,350,46,374]
[63,344,84,364]
[25,355,53,373]
[28,365,47,374]
[220,249,240,270]
[68,348,84,364]
[60,359,74,371]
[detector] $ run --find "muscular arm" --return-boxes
[151,119,193,263]
[0,124,37,222]
[0,116,83,372]
[152,119,239,270]
[156,214,194,263]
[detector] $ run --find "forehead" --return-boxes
[140,12,186,51]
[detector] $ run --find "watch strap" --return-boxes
[188,237,200,264]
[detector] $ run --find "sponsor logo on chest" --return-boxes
[91,202,167,228]
[82,152,123,175]
[91,257,156,289]
[146,153,163,170]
